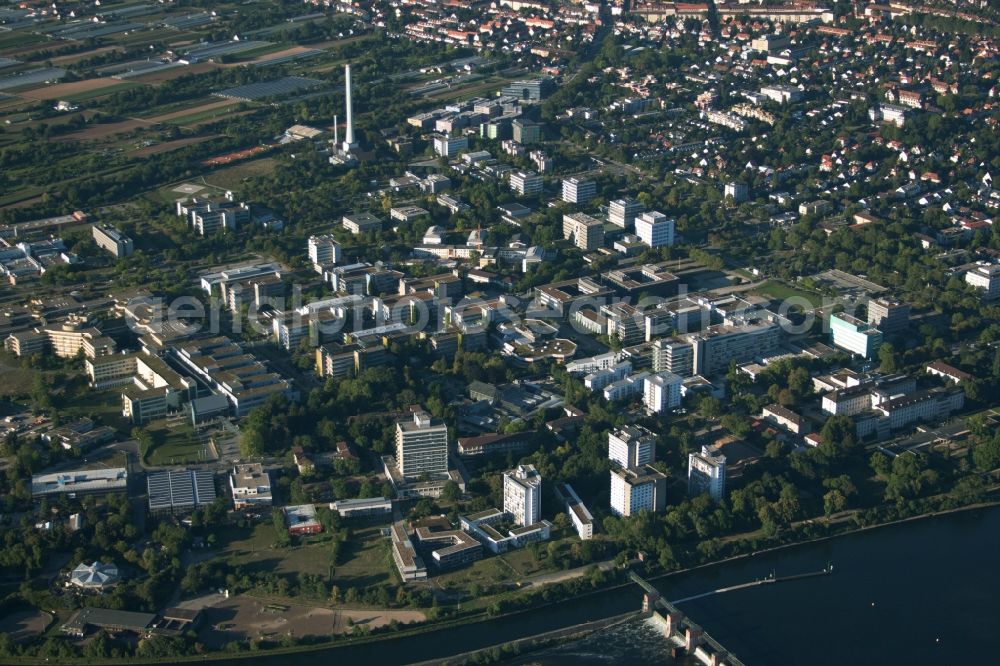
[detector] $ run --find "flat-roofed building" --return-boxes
[342,212,384,235]
[509,170,543,196]
[866,298,910,334]
[147,469,216,516]
[308,234,341,270]
[562,177,596,204]
[283,504,322,535]
[230,463,271,509]
[503,464,541,527]
[562,212,604,250]
[965,262,1000,300]
[92,225,134,258]
[555,483,593,540]
[644,371,682,414]
[396,408,449,478]
[688,447,726,501]
[390,523,428,581]
[609,425,657,469]
[457,432,532,457]
[32,467,128,498]
[390,206,429,223]
[609,464,667,517]
[331,497,392,518]
[829,312,883,359]
[62,608,155,638]
[608,198,645,228]
[635,211,675,248]
[432,133,468,158]
[687,322,782,376]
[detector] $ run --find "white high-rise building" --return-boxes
[608,198,645,228]
[644,372,682,414]
[635,211,675,248]
[609,465,667,517]
[608,425,656,469]
[308,235,341,270]
[396,409,449,478]
[562,177,596,204]
[503,464,541,527]
[510,170,543,196]
[688,448,726,501]
[965,262,1000,300]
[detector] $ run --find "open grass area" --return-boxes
[145,419,212,465]
[204,157,280,191]
[331,525,393,589]
[751,280,823,308]
[162,103,245,126]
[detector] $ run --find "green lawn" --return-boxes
[145,420,211,465]
[219,522,391,584]
[164,103,245,126]
[751,280,823,308]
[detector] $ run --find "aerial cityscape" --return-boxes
[0,0,998,663]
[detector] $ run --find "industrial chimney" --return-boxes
[343,64,356,152]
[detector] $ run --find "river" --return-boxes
[225,506,1000,666]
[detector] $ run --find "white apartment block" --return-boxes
[557,483,593,540]
[688,448,726,501]
[308,234,341,270]
[503,464,542,527]
[509,171,543,196]
[644,371,682,414]
[610,465,667,517]
[432,133,468,158]
[635,211,675,248]
[396,409,449,478]
[652,337,695,377]
[966,262,1000,300]
[608,198,645,228]
[562,177,596,204]
[608,425,656,469]
[92,225,133,258]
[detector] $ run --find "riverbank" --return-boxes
[7,499,999,665]
[408,611,640,666]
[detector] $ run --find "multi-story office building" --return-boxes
[342,213,383,235]
[308,235,341,270]
[511,119,541,144]
[509,170,543,196]
[601,302,644,346]
[866,298,910,334]
[396,408,449,479]
[562,177,597,204]
[687,322,782,375]
[608,198,645,228]
[965,262,1000,300]
[609,465,667,517]
[92,225,134,258]
[503,464,541,527]
[530,149,552,172]
[644,371,682,414]
[229,463,272,509]
[829,312,883,359]
[608,425,657,469]
[43,319,117,359]
[688,448,726,501]
[431,133,468,158]
[562,212,604,250]
[652,337,695,377]
[635,211,675,248]
[500,77,555,101]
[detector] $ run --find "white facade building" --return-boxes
[608,198,645,228]
[688,448,726,501]
[644,371,682,414]
[634,211,675,248]
[966,262,1000,300]
[608,425,657,469]
[396,409,449,478]
[503,464,542,527]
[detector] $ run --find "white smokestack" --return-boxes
[343,64,355,150]
[333,114,338,146]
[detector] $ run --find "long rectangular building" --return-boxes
[147,469,216,516]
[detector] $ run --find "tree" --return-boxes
[878,342,899,374]
[440,480,460,502]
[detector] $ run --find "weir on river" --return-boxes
[629,564,833,666]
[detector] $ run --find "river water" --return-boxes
[225,506,1000,666]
